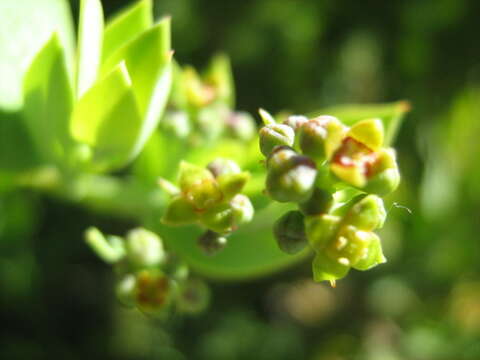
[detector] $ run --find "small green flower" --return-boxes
[134,269,173,316]
[273,210,308,254]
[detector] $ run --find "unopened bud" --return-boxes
[299,116,346,161]
[116,274,136,307]
[161,111,191,138]
[266,146,297,171]
[226,111,256,141]
[197,230,228,255]
[273,210,308,254]
[259,123,295,156]
[266,155,317,203]
[125,228,165,269]
[207,158,241,178]
[283,115,308,132]
[230,194,254,225]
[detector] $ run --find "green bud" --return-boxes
[197,230,228,255]
[134,270,172,316]
[266,146,297,171]
[299,116,346,161]
[348,118,384,151]
[273,210,308,254]
[283,115,308,132]
[207,158,241,177]
[162,196,198,226]
[226,111,256,141]
[116,274,136,307]
[176,278,211,314]
[299,188,334,215]
[352,232,386,271]
[325,225,374,267]
[305,214,341,251]
[161,111,191,138]
[312,251,350,283]
[197,105,228,140]
[345,195,386,231]
[125,228,165,269]
[266,155,317,203]
[230,194,254,225]
[259,123,295,156]
[218,172,250,200]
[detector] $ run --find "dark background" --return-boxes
[2,0,480,359]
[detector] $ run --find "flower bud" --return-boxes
[345,195,386,231]
[305,214,341,251]
[299,188,334,215]
[266,146,297,171]
[197,105,228,141]
[218,172,250,200]
[283,115,308,132]
[230,194,254,225]
[134,270,173,316]
[197,230,228,255]
[299,116,346,161]
[226,111,256,141]
[207,158,241,178]
[125,228,165,269]
[266,155,317,203]
[161,111,191,138]
[162,196,198,226]
[273,211,308,254]
[176,278,210,314]
[312,251,349,283]
[347,118,384,151]
[259,123,295,156]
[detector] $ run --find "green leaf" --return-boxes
[76,0,104,98]
[22,34,74,164]
[101,18,172,158]
[151,201,311,280]
[102,0,153,62]
[0,0,74,111]
[308,101,410,146]
[70,62,142,171]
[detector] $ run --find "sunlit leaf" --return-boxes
[308,101,410,146]
[0,0,74,111]
[70,62,142,171]
[102,0,153,62]
[76,0,104,98]
[23,34,74,164]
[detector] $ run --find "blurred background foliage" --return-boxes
[1,0,480,359]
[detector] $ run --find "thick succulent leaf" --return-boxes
[0,0,74,111]
[76,0,104,98]
[102,0,153,62]
[22,34,74,164]
[308,101,410,146]
[101,19,172,158]
[70,63,142,171]
[151,201,311,280]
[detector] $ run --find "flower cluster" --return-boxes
[160,159,254,254]
[259,110,399,283]
[85,227,209,317]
